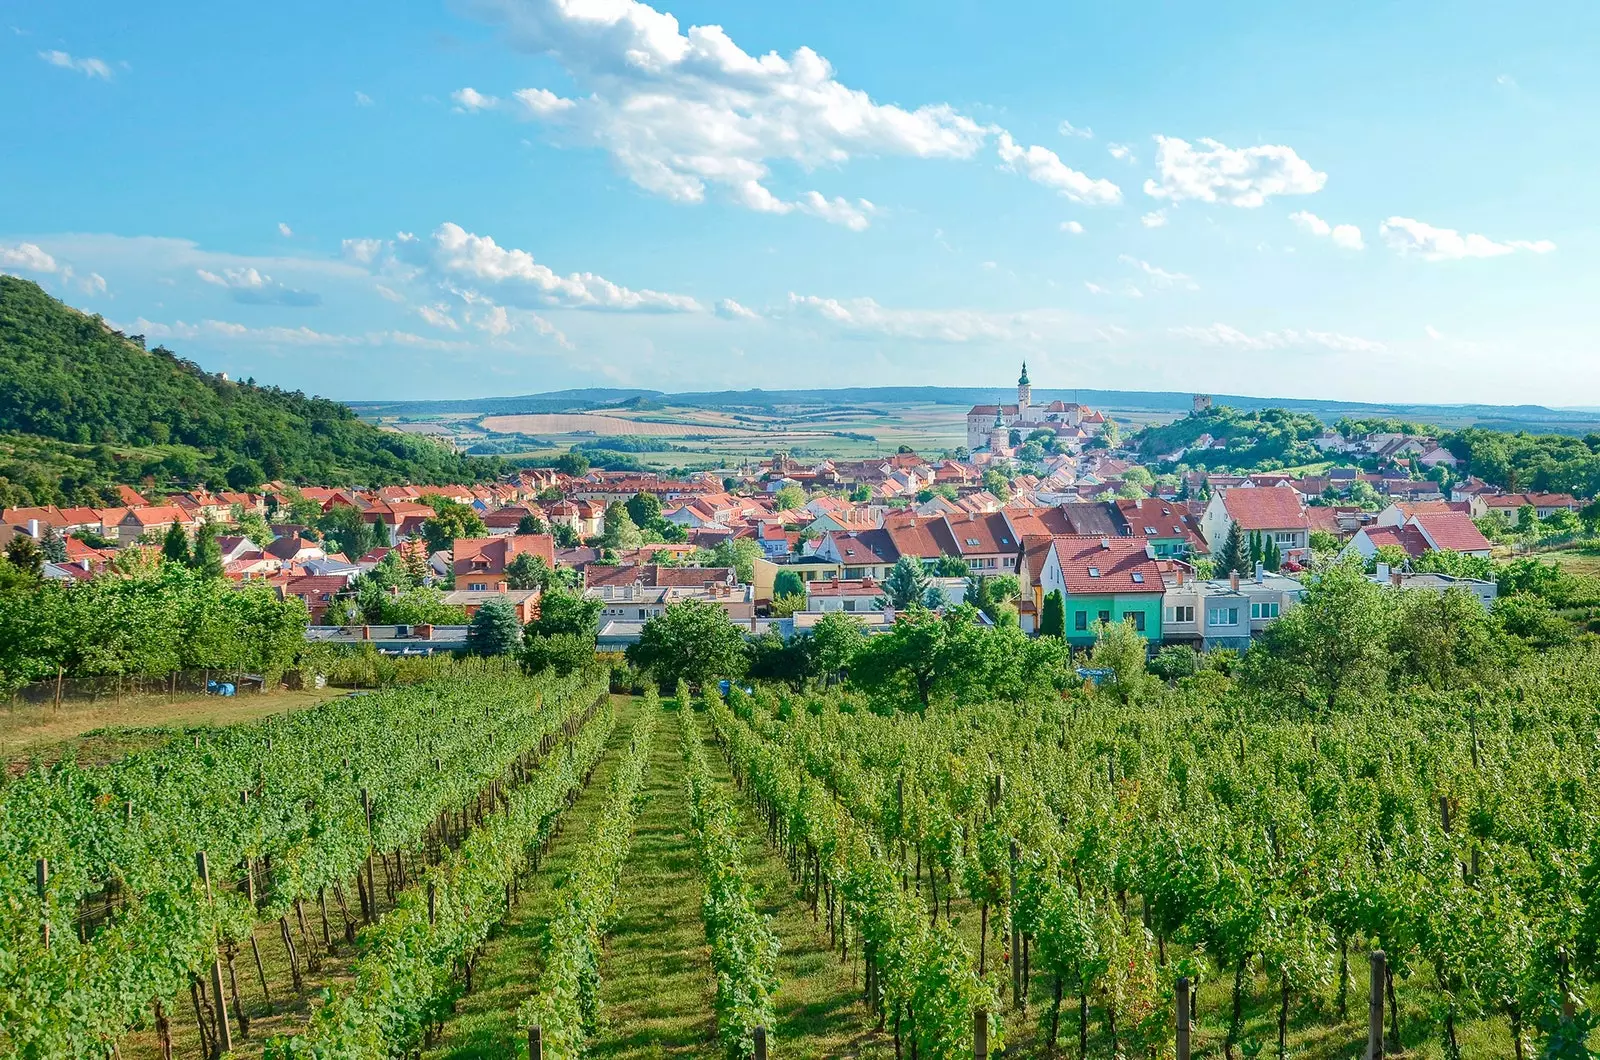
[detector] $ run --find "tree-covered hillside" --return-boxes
[0,276,500,506]
[1133,406,1326,469]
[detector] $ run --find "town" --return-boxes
[3,363,1580,667]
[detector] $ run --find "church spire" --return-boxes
[1018,360,1030,386]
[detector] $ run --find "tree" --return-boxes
[190,520,224,580]
[1100,420,1121,447]
[516,511,547,536]
[1214,521,1249,577]
[5,534,43,575]
[520,632,596,676]
[1494,592,1573,649]
[744,630,811,687]
[627,599,748,688]
[502,552,552,591]
[318,503,376,560]
[808,611,865,681]
[878,555,943,610]
[1089,618,1149,693]
[465,599,523,656]
[1348,481,1383,510]
[526,585,602,640]
[773,569,806,599]
[966,573,1019,624]
[161,522,191,566]
[849,605,995,711]
[38,525,67,564]
[1040,589,1066,637]
[849,484,872,503]
[1263,534,1282,572]
[982,469,1012,502]
[226,459,265,490]
[1389,587,1501,690]
[553,450,591,477]
[1371,544,1409,572]
[768,593,806,618]
[625,491,663,527]
[600,503,642,550]
[772,484,806,511]
[551,522,581,548]
[1244,558,1393,716]
[931,554,969,577]
[699,537,762,584]
[1309,529,1340,555]
[370,515,390,550]
[421,496,487,553]
[1515,503,1537,530]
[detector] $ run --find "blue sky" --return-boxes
[3,0,1596,405]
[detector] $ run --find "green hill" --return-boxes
[0,276,500,507]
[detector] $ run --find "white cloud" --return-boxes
[1140,210,1167,228]
[1425,325,1444,340]
[474,304,515,336]
[979,261,998,270]
[1059,221,1084,235]
[1144,136,1326,207]
[278,222,294,237]
[122,316,469,351]
[1083,282,1107,295]
[355,91,374,106]
[1058,119,1092,139]
[374,283,405,303]
[0,242,59,273]
[79,271,107,295]
[787,294,1084,344]
[38,49,112,79]
[1171,322,1385,353]
[1289,210,1364,250]
[1380,216,1555,261]
[996,133,1122,205]
[452,86,500,111]
[341,238,384,264]
[197,267,321,306]
[417,303,461,330]
[1496,74,1517,88]
[1119,254,1196,290]
[715,297,759,320]
[461,0,1117,226]
[385,222,704,312]
[1107,143,1134,163]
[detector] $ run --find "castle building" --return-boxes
[966,362,1105,451]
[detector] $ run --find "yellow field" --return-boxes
[481,413,772,437]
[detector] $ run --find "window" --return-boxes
[1074,611,1088,631]
[637,609,648,619]
[1207,607,1239,626]
[1131,572,1144,583]
[1145,526,1158,535]
[1274,532,1297,545]
[1126,611,1146,632]
[844,599,858,612]
[1098,610,1111,625]
[468,582,488,591]
[1251,602,1280,619]
[1087,566,1100,578]
[1167,605,1195,623]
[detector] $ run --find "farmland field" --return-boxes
[7,655,1598,1060]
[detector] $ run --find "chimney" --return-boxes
[1229,570,1240,592]
[1375,562,1390,582]
[498,581,507,592]
[1175,565,1184,586]
[1391,568,1403,588]
[1254,561,1264,584]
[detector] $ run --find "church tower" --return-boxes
[989,408,1009,453]
[1017,361,1032,419]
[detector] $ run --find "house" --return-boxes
[1161,566,1307,649]
[1113,499,1206,558]
[1200,486,1311,559]
[453,534,557,591]
[584,565,753,626]
[943,511,1019,574]
[266,536,327,566]
[1343,523,1433,564]
[1016,535,1165,643]
[880,514,959,568]
[1526,492,1582,520]
[1409,512,1493,557]
[813,530,897,581]
[275,575,353,622]
[804,578,887,614]
[440,588,542,623]
[114,505,194,545]
[116,485,151,508]
[1370,566,1498,610]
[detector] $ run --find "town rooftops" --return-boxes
[453,534,556,578]
[1411,512,1492,553]
[1221,486,1309,530]
[1047,535,1165,594]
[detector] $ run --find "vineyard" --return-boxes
[2,650,1599,1060]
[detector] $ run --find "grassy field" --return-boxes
[1,687,337,770]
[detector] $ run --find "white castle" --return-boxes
[965,362,1106,452]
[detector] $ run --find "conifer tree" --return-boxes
[1215,521,1249,577]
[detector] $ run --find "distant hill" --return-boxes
[0,277,499,508]
[353,385,1600,435]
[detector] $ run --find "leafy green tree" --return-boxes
[773,569,806,598]
[1309,529,1340,555]
[878,555,943,610]
[161,522,190,565]
[526,586,602,640]
[627,599,748,688]
[600,503,642,550]
[1388,586,1502,690]
[1040,589,1066,637]
[233,507,274,547]
[1516,503,1538,530]
[808,611,865,681]
[379,588,469,626]
[849,484,872,503]
[767,593,806,618]
[1245,558,1393,716]
[516,511,546,535]
[625,491,663,527]
[930,554,969,577]
[770,484,805,511]
[318,503,376,560]
[190,520,224,580]
[1412,549,1494,581]
[1148,643,1200,681]
[465,599,523,656]
[966,573,1020,624]
[982,469,1012,502]
[849,605,995,711]
[744,630,812,687]
[1214,521,1249,577]
[1494,593,1573,649]
[1347,481,1383,510]
[504,552,555,591]
[699,537,762,584]
[226,459,265,490]
[519,631,594,676]
[551,522,580,548]
[1089,618,1149,693]
[5,534,44,575]
[552,450,590,477]
[1371,544,1409,572]
[421,496,488,554]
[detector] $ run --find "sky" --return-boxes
[3,0,1598,405]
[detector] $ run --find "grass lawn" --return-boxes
[1,687,338,770]
[1538,546,1600,575]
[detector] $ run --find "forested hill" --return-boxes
[0,277,500,507]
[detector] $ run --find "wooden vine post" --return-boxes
[1367,950,1386,1060]
[1008,840,1022,1008]
[974,1008,989,1060]
[361,787,377,923]
[754,1025,768,1060]
[197,851,234,1053]
[527,1025,543,1060]
[1176,977,1191,1060]
[36,858,49,949]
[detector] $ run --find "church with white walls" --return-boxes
[965,362,1107,452]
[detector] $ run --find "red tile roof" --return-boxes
[453,534,556,578]
[1221,486,1308,531]
[1363,525,1430,559]
[1411,512,1491,553]
[943,511,1017,554]
[1051,536,1164,594]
